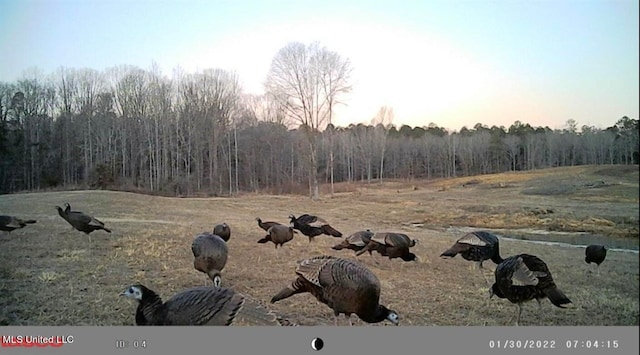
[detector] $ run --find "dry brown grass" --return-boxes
[0,165,638,326]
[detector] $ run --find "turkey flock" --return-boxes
[1,203,609,327]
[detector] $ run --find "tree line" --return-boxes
[1,42,638,197]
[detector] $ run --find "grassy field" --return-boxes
[0,165,638,326]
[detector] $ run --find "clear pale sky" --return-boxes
[1,0,638,131]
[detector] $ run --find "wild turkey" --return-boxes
[0,215,37,232]
[270,255,400,326]
[331,229,375,262]
[257,224,297,250]
[233,294,299,326]
[120,284,296,326]
[355,232,418,264]
[192,232,228,286]
[289,214,343,243]
[56,203,111,242]
[255,217,281,232]
[585,244,607,274]
[489,254,573,326]
[213,223,231,242]
[440,231,504,285]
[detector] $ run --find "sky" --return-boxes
[0,0,638,131]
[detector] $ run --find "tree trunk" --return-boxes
[309,140,319,200]
[234,123,239,194]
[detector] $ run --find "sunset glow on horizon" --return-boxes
[1,0,637,131]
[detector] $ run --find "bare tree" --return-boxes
[144,62,174,191]
[55,67,78,115]
[504,135,521,171]
[244,93,287,125]
[352,123,376,183]
[53,67,79,185]
[111,65,149,185]
[74,68,104,182]
[13,70,54,190]
[265,41,352,199]
[318,47,353,195]
[611,116,639,164]
[371,106,394,183]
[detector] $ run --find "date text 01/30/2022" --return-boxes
[489,340,557,349]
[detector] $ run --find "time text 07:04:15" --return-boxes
[565,340,619,349]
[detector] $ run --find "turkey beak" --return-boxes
[488,288,494,299]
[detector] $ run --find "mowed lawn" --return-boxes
[0,165,638,326]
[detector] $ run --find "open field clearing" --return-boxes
[0,165,638,326]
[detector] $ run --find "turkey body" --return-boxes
[257,224,296,248]
[120,284,294,326]
[213,223,231,242]
[440,231,503,266]
[0,215,37,232]
[255,217,281,232]
[192,232,228,286]
[585,244,607,264]
[270,255,399,326]
[289,214,342,242]
[355,232,418,262]
[490,254,572,325]
[585,244,607,275]
[331,230,374,255]
[55,203,111,242]
[440,231,504,284]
